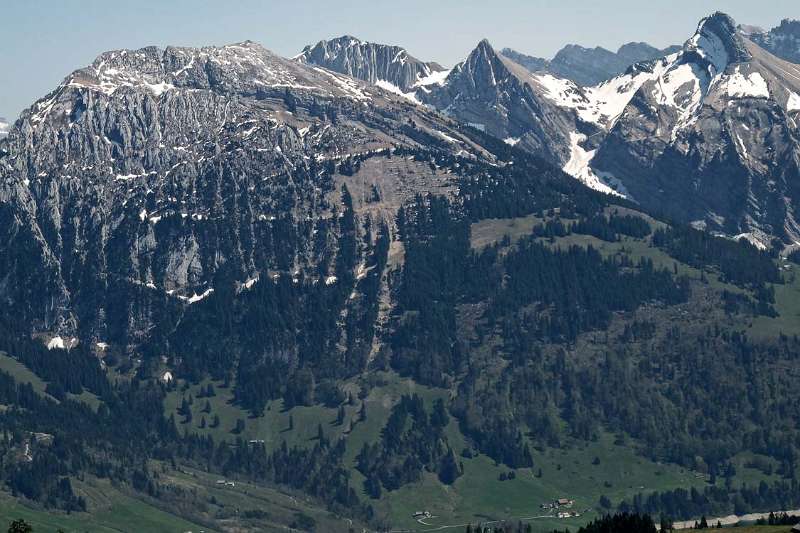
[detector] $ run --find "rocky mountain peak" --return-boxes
[685,12,751,73]
[0,37,485,339]
[21,40,381,137]
[456,39,514,88]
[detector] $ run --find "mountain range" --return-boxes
[0,10,800,532]
[300,13,800,248]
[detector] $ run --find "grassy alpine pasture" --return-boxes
[164,369,720,532]
[377,430,707,531]
[0,480,206,533]
[0,352,51,398]
[153,463,360,532]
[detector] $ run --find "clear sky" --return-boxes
[1,0,798,120]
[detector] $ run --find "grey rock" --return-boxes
[499,49,549,73]
[296,35,446,93]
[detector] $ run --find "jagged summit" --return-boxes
[422,38,585,171]
[454,38,512,88]
[296,35,446,94]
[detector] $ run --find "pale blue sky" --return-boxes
[1,0,797,120]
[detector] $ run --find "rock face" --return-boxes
[295,35,448,96]
[502,42,680,86]
[0,40,488,347]
[748,19,800,64]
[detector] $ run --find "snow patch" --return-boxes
[241,277,259,290]
[374,79,420,103]
[724,67,770,99]
[47,336,65,350]
[180,288,214,304]
[563,132,629,198]
[733,232,768,250]
[503,137,520,146]
[434,130,460,144]
[144,81,174,96]
[413,69,451,88]
[787,92,800,112]
[533,74,588,110]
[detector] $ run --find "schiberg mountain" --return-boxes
[0,9,800,533]
[585,12,800,247]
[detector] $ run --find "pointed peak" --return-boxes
[475,39,496,53]
[466,39,502,65]
[700,12,739,34]
[684,11,751,72]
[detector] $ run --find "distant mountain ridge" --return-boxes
[501,41,681,86]
[420,12,800,246]
[0,117,8,138]
[747,18,800,63]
